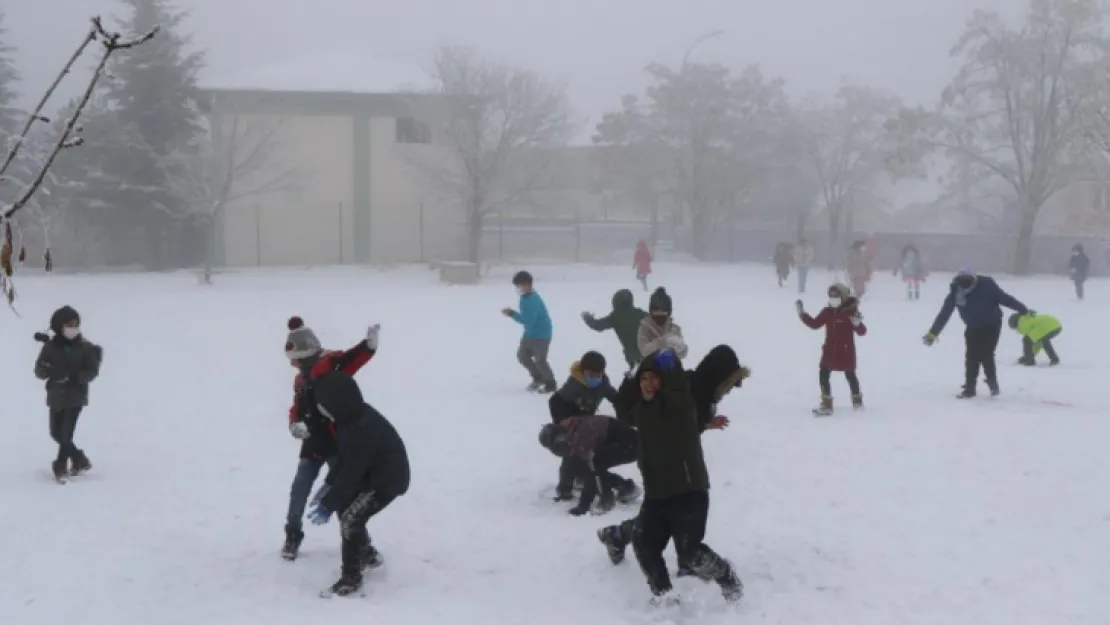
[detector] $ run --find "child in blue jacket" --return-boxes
[923,269,1027,398]
[502,270,557,392]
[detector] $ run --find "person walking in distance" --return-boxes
[923,269,1028,398]
[1068,243,1089,300]
[794,237,814,293]
[503,270,556,393]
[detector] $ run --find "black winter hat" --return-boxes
[694,344,750,402]
[49,305,80,334]
[538,423,569,456]
[648,287,672,314]
[512,270,533,286]
[581,350,606,373]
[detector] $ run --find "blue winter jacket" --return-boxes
[512,291,553,339]
[929,275,1027,334]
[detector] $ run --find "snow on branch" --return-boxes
[0,16,156,313]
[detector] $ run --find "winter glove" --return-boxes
[33,332,50,343]
[309,483,330,508]
[581,311,593,322]
[665,335,686,350]
[289,421,310,439]
[795,299,804,315]
[922,332,937,346]
[850,312,863,326]
[365,323,380,350]
[306,506,332,525]
[501,308,515,317]
[653,348,679,372]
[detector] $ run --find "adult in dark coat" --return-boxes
[924,269,1027,398]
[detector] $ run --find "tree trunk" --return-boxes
[690,207,712,260]
[466,209,483,263]
[826,205,841,269]
[1012,207,1037,275]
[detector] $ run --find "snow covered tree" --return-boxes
[594,61,794,258]
[418,45,575,263]
[0,11,20,142]
[930,0,1107,274]
[797,84,918,264]
[94,0,204,268]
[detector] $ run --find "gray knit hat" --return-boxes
[285,316,322,360]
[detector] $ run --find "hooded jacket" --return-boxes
[930,274,1027,334]
[548,361,620,424]
[689,345,748,428]
[1069,249,1090,281]
[1012,312,1061,353]
[33,306,103,409]
[582,289,648,366]
[800,284,867,372]
[313,372,410,512]
[288,339,376,460]
[637,315,687,359]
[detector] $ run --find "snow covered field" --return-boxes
[1,263,1106,625]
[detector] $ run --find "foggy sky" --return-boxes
[6,0,1018,128]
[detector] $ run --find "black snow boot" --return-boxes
[957,385,976,399]
[538,381,557,394]
[70,450,91,476]
[597,524,630,565]
[615,480,642,504]
[281,529,304,561]
[986,379,1000,397]
[51,459,67,481]
[325,571,363,597]
[361,544,384,570]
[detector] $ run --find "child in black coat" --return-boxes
[33,305,103,482]
[539,415,640,516]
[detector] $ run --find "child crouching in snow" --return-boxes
[1008,312,1062,366]
[796,283,866,415]
[539,415,640,516]
[548,350,622,501]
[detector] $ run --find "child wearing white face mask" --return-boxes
[33,305,103,482]
[796,284,867,416]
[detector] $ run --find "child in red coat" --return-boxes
[633,239,652,291]
[796,283,867,415]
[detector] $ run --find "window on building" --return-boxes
[395,117,432,144]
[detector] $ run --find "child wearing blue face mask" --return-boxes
[547,350,623,501]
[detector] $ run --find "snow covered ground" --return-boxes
[1,263,1107,625]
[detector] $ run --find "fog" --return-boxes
[0,0,1103,277]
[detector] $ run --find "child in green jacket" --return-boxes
[581,289,648,375]
[1008,312,1062,366]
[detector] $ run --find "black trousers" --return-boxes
[49,407,83,463]
[632,491,733,595]
[339,490,395,575]
[819,369,860,396]
[964,323,1002,388]
[1022,327,1061,362]
[1073,278,1084,300]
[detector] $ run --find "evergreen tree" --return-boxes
[0,10,20,139]
[95,0,205,268]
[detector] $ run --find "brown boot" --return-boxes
[851,394,863,410]
[813,395,833,416]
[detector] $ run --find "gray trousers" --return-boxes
[517,337,555,384]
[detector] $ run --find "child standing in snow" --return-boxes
[893,243,927,300]
[1008,312,1062,366]
[796,284,867,415]
[33,305,102,482]
[637,287,688,359]
[502,270,556,393]
[582,289,648,374]
[1068,244,1089,300]
[773,242,793,287]
[846,242,871,299]
[634,239,652,291]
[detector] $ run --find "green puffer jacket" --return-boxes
[582,289,648,368]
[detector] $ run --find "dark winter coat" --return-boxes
[615,345,747,429]
[1069,251,1090,282]
[33,307,102,409]
[288,340,376,460]
[34,336,102,409]
[773,243,793,270]
[621,355,710,501]
[582,289,648,367]
[313,371,409,513]
[548,361,621,423]
[558,414,629,461]
[929,275,1027,334]
[800,297,867,371]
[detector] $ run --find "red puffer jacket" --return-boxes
[800,298,867,371]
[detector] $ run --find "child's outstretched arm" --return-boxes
[581,311,613,332]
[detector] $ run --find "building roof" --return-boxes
[202,50,431,94]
